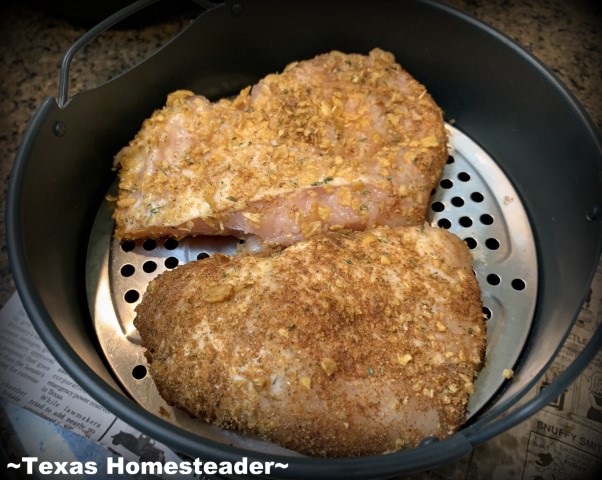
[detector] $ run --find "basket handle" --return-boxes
[57,0,223,108]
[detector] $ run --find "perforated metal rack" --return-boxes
[86,125,539,452]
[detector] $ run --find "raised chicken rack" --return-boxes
[86,124,538,455]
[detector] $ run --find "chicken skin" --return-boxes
[113,49,447,246]
[134,225,485,457]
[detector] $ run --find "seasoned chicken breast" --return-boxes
[114,49,447,245]
[134,225,485,457]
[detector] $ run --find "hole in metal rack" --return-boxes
[143,261,157,273]
[440,179,453,189]
[164,238,179,250]
[437,218,452,229]
[485,238,500,250]
[121,240,135,252]
[197,252,210,260]
[483,306,492,320]
[124,289,140,303]
[511,279,526,291]
[487,274,501,286]
[470,192,484,203]
[451,196,464,207]
[446,155,455,164]
[143,239,157,251]
[459,216,473,227]
[132,365,147,380]
[480,214,494,225]
[431,201,445,212]
[164,257,179,269]
[458,171,471,182]
[464,237,477,249]
[120,264,135,277]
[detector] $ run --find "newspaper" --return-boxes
[1,259,601,478]
[0,293,202,479]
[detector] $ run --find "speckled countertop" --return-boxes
[0,0,601,306]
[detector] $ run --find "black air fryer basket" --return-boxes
[6,0,602,478]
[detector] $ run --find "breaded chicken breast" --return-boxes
[134,225,485,457]
[114,49,447,245]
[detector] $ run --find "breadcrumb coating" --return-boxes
[113,49,447,245]
[134,225,486,457]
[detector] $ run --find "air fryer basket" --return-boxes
[6,0,602,478]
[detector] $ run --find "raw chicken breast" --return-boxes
[134,225,485,457]
[113,49,447,245]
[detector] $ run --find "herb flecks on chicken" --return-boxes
[113,49,447,245]
[134,225,486,457]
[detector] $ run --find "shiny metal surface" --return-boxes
[86,124,538,451]
[434,126,538,415]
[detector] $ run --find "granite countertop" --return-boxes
[0,0,600,307]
